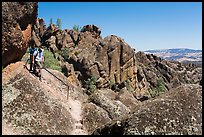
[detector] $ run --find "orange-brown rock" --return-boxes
[2,2,38,67]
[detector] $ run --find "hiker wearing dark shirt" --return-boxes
[28,45,37,71]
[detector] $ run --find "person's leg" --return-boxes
[36,61,42,81]
[29,55,33,71]
[33,61,37,74]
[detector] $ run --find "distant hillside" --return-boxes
[144,48,202,64]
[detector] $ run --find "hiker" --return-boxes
[33,47,44,81]
[26,44,37,71]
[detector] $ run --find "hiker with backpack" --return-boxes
[33,47,44,81]
[24,44,37,71]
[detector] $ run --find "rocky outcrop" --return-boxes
[82,88,142,134]
[35,23,202,101]
[2,2,38,67]
[92,84,202,135]
[81,24,101,38]
[62,34,145,94]
[135,52,202,93]
[30,18,46,47]
[89,89,131,119]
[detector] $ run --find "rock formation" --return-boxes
[29,21,202,101]
[30,18,46,47]
[2,2,38,67]
[92,84,202,135]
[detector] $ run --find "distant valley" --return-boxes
[144,48,202,64]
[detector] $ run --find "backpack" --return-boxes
[34,49,44,62]
[29,47,37,55]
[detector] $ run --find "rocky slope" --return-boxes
[2,62,142,135]
[2,62,88,135]
[2,2,38,67]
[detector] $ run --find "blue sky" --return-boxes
[38,2,202,51]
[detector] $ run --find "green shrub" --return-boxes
[84,75,97,95]
[125,79,133,92]
[73,25,81,32]
[74,51,80,56]
[148,78,166,98]
[157,78,166,93]
[57,48,70,61]
[43,49,61,71]
[109,79,115,89]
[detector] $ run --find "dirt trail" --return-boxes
[41,69,88,135]
[68,98,88,135]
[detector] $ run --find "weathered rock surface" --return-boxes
[89,89,131,119]
[92,84,202,135]
[81,24,101,38]
[2,2,38,67]
[82,102,111,134]
[2,62,88,135]
[30,18,46,47]
[116,88,141,110]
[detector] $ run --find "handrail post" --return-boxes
[67,85,69,100]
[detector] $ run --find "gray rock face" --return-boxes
[2,2,38,67]
[82,102,111,134]
[92,84,202,135]
[89,89,131,119]
[2,62,75,135]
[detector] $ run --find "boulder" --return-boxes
[42,24,59,42]
[62,30,74,48]
[116,88,141,110]
[89,90,130,119]
[2,2,38,67]
[45,36,57,53]
[92,84,202,135]
[61,62,81,87]
[82,102,111,134]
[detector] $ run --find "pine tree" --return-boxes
[50,18,53,25]
[73,25,81,32]
[56,18,62,29]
